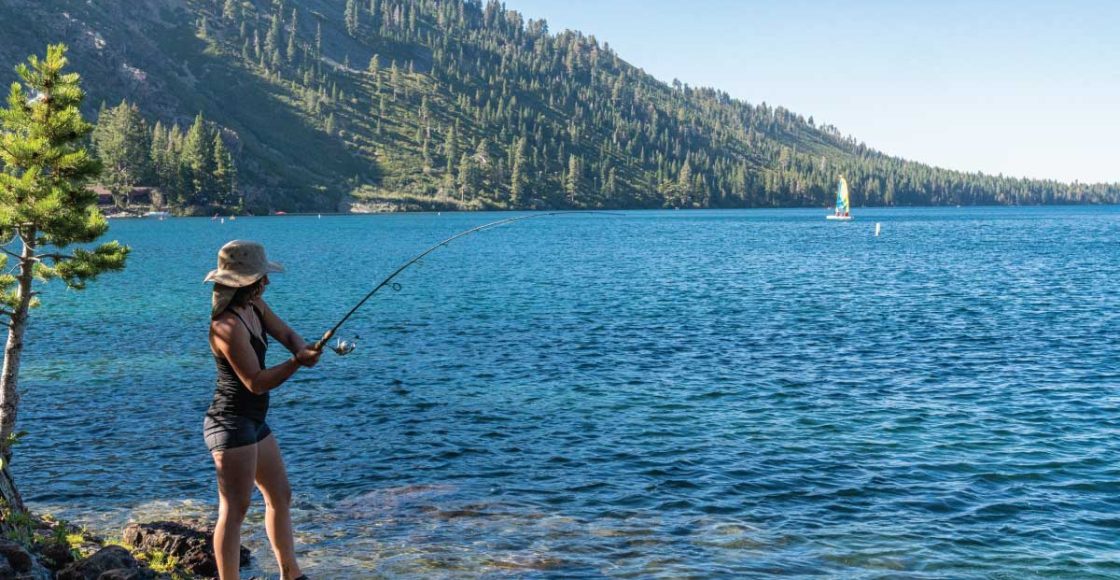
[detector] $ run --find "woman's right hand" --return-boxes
[296,347,322,368]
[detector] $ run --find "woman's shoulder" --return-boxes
[210,311,248,341]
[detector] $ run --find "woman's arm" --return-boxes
[211,315,302,395]
[255,297,309,354]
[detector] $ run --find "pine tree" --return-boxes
[181,113,214,205]
[266,12,282,55]
[475,138,495,191]
[475,138,491,167]
[510,136,528,206]
[0,45,130,511]
[315,21,322,60]
[264,12,281,57]
[370,0,382,30]
[458,153,478,201]
[605,167,619,203]
[440,172,455,198]
[91,101,152,206]
[149,121,175,206]
[389,60,400,98]
[444,125,458,177]
[377,95,386,135]
[212,132,236,206]
[566,154,582,205]
[223,0,238,22]
[675,160,694,207]
[345,0,358,36]
[286,9,299,63]
[165,125,188,205]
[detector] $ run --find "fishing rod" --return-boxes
[311,211,621,355]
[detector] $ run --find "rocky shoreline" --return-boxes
[0,514,249,579]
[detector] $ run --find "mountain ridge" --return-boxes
[2,0,1117,212]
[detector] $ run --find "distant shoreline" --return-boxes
[104,203,1120,219]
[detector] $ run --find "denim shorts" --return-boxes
[203,414,271,452]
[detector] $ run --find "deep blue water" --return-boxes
[15,207,1120,578]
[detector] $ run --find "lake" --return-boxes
[17,206,1120,577]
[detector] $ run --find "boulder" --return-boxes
[38,540,76,570]
[122,521,249,577]
[57,546,151,580]
[0,537,34,572]
[0,538,51,580]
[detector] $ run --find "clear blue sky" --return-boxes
[504,0,1120,184]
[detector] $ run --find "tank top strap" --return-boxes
[230,307,265,345]
[251,304,268,345]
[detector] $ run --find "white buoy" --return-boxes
[220,217,225,224]
[318,213,322,219]
[875,222,881,237]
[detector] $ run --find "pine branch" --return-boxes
[33,252,75,263]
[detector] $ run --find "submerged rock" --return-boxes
[57,545,151,580]
[122,520,249,577]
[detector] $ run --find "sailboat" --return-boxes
[826,176,853,221]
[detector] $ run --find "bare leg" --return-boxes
[212,444,258,580]
[255,434,303,579]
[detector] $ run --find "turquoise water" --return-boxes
[15,207,1120,577]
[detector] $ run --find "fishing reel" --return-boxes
[329,335,359,356]
[310,331,359,356]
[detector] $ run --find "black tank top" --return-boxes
[207,305,269,422]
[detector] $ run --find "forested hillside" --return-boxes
[2,0,1117,213]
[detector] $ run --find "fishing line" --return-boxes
[312,211,622,354]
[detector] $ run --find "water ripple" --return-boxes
[14,207,1120,576]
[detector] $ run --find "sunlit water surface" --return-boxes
[16,207,1120,578]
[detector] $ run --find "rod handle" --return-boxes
[312,329,334,352]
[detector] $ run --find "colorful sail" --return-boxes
[836,176,850,215]
[827,176,852,220]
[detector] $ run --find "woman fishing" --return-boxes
[193,214,608,578]
[203,240,321,580]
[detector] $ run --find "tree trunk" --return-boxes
[0,235,35,512]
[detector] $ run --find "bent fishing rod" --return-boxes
[311,211,621,354]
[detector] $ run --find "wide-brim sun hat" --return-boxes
[205,240,284,318]
[204,240,285,287]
